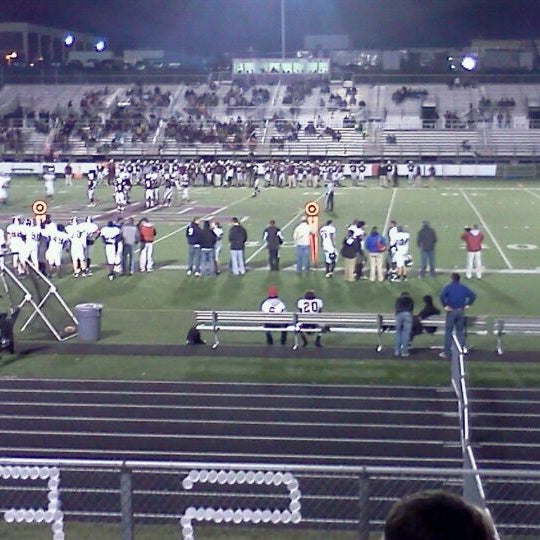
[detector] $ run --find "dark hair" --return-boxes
[451,272,460,282]
[304,290,316,300]
[384,490,496,540]
[423,295,434,304]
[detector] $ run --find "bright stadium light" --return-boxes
[64,34,75,47]
[461,55,477,71]
[94,39,106,52]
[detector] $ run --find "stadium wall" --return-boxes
[0,162,498,177]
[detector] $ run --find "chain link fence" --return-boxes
[0,459,539,539]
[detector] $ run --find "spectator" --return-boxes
[364,226,386,282]
[199,220,216,276]
[138,218,156,272]
[439,273,476,359]
[263,219,284,271]
[229,217,248,276]
[384,489,496,540]
[340,229,359,283]
[461,224,484,279]
[186,217,202,277]
[293,217,311,273]
[394,291,414,357]
[120,217,139,276]
[416,221,437,277]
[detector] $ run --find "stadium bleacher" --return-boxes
[2,80,540,160]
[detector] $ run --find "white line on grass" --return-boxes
[459,188,513,269]
[382,188,398,236]
[245,192,327,264]
[149,190,264,249]
[525,189,540,201]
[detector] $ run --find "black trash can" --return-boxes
[75,303,103,342]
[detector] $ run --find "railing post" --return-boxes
[358,468,370,540]
[120,465,134,540]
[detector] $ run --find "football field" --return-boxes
[0,175,539,386]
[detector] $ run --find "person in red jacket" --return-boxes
[461,224,484,279]
[138,218,156,272]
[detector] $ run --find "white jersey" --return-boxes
[100,225,121,245]
[260,298,286,314]
[319,223,336,251]
[394,231,410,255]
[45,228,68,251]
[388,226,399,249]
[296,296,324,314]
[7,222,25,250]
[67,223,89,249]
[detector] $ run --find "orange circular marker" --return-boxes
[305,201,320,217]
[32,200,48,216]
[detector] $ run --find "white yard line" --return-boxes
[459,188,513,269]
[148,190,260,249]
[382,187,398,236]
[525,189,540,201]
[245,192,326,264]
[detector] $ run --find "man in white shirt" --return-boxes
[293,217,311,273]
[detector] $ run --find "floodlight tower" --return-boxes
[281,0,286,59]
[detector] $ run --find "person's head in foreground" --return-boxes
[383,490,496,540]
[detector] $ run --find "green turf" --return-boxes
[1,175,540,386]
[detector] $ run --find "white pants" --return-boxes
[466,251,482,279]
[140,242,154,271]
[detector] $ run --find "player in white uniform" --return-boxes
[100,221,121,280]
[87,170,97,207]
[44,224,68,276]
[296,290,324,347]
[392,226,411,282]
[82,216,99,274]
[66,218,89,277]
[260,285,288,346]
[6,217,26,274]
[319,219,337,278]
[43,167,56,199]
[24,218,42,269]
[0,171,10,204]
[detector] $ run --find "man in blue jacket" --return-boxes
[439,272,476,358]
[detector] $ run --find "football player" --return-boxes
[44,223,68,277]
[100,221,121,280]
[296,290,324,347]
[6,217,26,275]
[319,219,337,278]
[66,218,89,277]
[392,225,411,282]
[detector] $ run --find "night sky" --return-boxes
[2,0,540,56]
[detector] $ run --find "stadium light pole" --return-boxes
[281,0,286,59]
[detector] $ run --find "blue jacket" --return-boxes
[365,232,386,254]
[439,282,476,310]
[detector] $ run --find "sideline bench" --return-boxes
[193,310,384,350]
[494,317,540,355]
[378,314,489,351]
